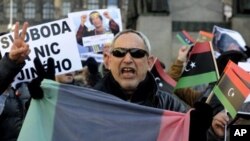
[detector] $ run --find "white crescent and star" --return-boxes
[227,88,235,97]
[184,61,196,72]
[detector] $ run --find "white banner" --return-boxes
[0,18,82,84]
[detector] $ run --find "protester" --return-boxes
[0,22,30,94]
[92,29,212,141]
[0,21,31,141]
[98,43,112,78]
[27,29,213,141]
[93,30,187,111]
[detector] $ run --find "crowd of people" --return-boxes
[0,21,250,141]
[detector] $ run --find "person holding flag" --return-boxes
[92,29,214,141]
[26,29,214,141]
[175,47,248,140]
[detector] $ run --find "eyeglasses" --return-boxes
[110,48,149,58]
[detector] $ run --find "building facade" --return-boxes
[0,0,249,67]
[0,0,128,31]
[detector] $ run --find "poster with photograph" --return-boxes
[212,26,246,54]
[68,8,122,62]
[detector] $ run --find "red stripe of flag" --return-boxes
[182,30,195,43]
[229,61,250,85]
[190,42,211,54]
[157,110,190,141]
[226,65,249,98]
[199,31,214,39]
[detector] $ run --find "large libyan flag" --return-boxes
[175,41,218,89]
[213,61,250,118]
[18,79,190,141]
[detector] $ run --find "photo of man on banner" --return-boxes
[68,9,122,62]
[212,26,247,55]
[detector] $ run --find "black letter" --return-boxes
[61,59,71,71]
[17,70,25,80]
[34,46,46,58]
[51,42,60,55]
[30,28,40,41]
[54,60,62,72]
[51,23,61,35]
[61,21,71,34]
[1,37,10,49]
[40,26,51,38]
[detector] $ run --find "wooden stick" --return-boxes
[206,41,220,104]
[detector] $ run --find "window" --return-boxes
[43,2,54,20]
[24,1,35,19]
[87,0,99,10]
[234,0,250,15]
[5,1,17,19]
[62,1,71,16]
[107,0,118,8]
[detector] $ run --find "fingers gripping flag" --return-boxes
[18,80,190,141]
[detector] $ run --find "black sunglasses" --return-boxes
[111,48,149,58]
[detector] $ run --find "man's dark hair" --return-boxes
[89,11,103,25]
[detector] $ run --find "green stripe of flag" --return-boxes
[213,85,237,118]
[175,71,217,89]
[18,79,60,141]
[176,34,189,46]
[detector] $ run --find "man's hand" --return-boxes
[28,57,55,99]
[81,15,87,26]
[9,22,30,63]
[177,46,190,62]
[103,11,111,20]
[212,111,229,137]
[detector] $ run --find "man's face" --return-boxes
[56,72,75,84]
[91,16,103,28]
[108,32,154,93]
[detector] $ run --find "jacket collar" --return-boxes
[102,72,158,103]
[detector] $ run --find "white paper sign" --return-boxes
[68,8,122,62]
[0,18,82,84]
[82,34,114,46]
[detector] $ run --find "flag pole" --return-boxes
[206,41,220,104]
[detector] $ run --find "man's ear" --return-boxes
[147,55,155,70]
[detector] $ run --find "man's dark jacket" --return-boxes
[0,53,25,94]
[94,72,189,113]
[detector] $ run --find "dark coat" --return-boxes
[0,53,25,94]
[94,72,189,113]
[0,83,30,141]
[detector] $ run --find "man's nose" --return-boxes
[123,52,133,63]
